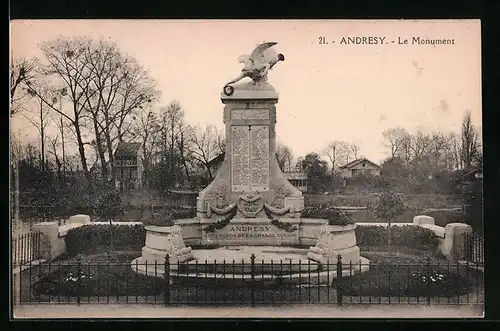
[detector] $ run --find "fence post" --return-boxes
[336,255,343,306]
[164,254,171,306]
[76,258,82,305]
[250,253,255,307]
[426,256,431,306]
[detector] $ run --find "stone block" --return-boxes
[32,222,67,259]
[413,215,435,226]
[307,224,365,266]
[69,214,91,225]
[141,225,195,264]
[445,222,473,260]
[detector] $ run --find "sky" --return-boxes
[10,19,482,165]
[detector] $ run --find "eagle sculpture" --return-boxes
[225,42,285,88]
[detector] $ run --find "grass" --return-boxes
[335,251,481,298]
[24,252,163,301]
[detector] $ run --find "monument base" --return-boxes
[131,246,370,285]
[306,224,365,266]
[139,225,195,264]
[200,218,301,246]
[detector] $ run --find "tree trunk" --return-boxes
[73,117,92,190]
[104,124,115,188]
[92,117,109,185]
[60,115,66,182]
[39,99,45,172]
[387,222,392,246]
[170,129,175,188]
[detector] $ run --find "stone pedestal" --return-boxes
[413,215,435,226]
[32,222,64,260]
[307,224,363,265]
[195,82,304,246]
[444,222,473,260]
[140,225,194,263]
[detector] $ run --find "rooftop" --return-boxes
[339,158,381,169]
[114,142,142,158]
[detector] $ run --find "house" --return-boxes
[283,171,308,192]
[339,158,381,178]
[114,142,143,191]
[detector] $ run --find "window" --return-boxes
[362,162,366,167]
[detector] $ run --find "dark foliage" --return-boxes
[65,225,145,256]
[355,225,439,250]
[301,206,355,226]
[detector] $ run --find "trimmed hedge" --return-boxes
[390,225,438,250]
[355,225,438,251]
[301,206,355,226]
[65,224,146,256]
[355,225,388,247]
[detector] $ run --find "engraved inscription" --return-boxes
[250,125,270,191]
[232,109,269,120]
[203,224,299,241]
[231,126,251,191]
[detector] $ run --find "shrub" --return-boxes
[96,191,124,221]
[391,225,439,250]
[65,224,145,256]
[170,208,196,219]
[302,206,355,226]
[355,226,388,246]
[355,225,438,251]
[142,213,175,227]
[372,191,406,224]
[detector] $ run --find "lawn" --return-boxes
[22,252,164,302]
[334,251,482,298]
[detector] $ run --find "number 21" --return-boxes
[319,37,327,44]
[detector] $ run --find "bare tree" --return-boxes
[22,85,53,171]
[175,121,194,187]
[460,110,480,169]
[188,124,221,180]
[159,101,185,188]
[50,99,69,179]
[47,135,63,184]
[79,40,157,185]
[324,141,349,174]
[10,57,39,117]
[132,110,162,188]
[382,127,408,159]
[350,143,360,161]
[276,143,294,172]
[26,37,96,189]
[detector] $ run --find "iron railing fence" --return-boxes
[12,231,42,267]
[15,254,484,306]
[462,232,484,267]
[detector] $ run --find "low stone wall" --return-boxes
[31,214,472,262]
[412,216,472,260]
[32,214,91,260]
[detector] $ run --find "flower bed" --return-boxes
[31,252,163,298]
[334,252,480,298]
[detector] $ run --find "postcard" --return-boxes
[10,19,483,319]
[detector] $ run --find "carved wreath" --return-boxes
[203,204,238,233]
[263,205,298,233]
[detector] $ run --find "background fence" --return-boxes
[462,232,484,267]
[12,231,42,266]
[15,254,483,306]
